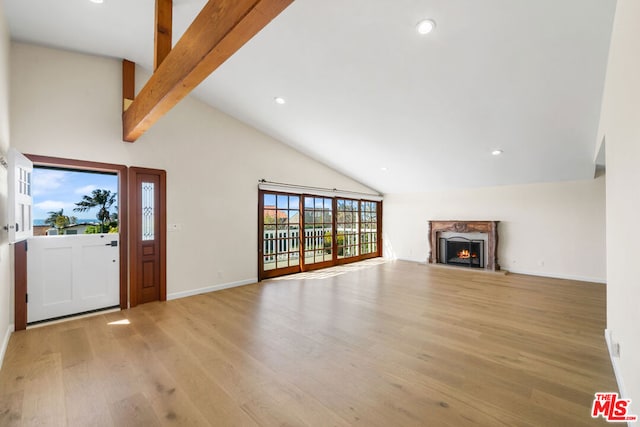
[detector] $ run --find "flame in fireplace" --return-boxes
[457,249,478,259]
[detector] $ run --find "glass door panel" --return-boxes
[360,201,378,255]
[337,198,359,259]
[303,196,333,265]
[262,193,300,275]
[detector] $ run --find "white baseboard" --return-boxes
[0,323,14,370]
[396,258,424,264]
[397,259,606,284]
[604,329,628,399]
[503,268,606,284]
[167,278,257,301]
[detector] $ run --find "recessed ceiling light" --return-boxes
[416,19,436,35]
[492,150,503,156]
[274,97,286,105]
[89,0,104,3]
[380,167,388,172]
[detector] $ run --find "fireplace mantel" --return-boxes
[428,220,500,271]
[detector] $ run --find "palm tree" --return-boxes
[45,209,70,234]
[74,189,117,233]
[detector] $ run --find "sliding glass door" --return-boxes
[303,196,334,269]
[260,193,300,278]
[259,191,382,279]
[360,201,378,256]
[336,198,359,260]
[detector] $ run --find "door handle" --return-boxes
[105,241,118,247]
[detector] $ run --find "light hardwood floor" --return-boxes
[0,260,617,426]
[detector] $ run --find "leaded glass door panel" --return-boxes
[130,167,166,306]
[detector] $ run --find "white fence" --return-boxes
[263,227,370,262]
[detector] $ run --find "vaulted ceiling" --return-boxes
[5,0,616,193]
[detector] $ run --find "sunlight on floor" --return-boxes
[107,319,130,325]
[270,258,387,281]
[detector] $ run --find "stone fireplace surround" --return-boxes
[428,220,500,271]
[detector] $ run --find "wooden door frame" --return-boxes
[14,241,27,331]
[128,167,167,307]
[14,155,128,330]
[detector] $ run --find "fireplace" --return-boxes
[441,237,484,268]
[428,220,500,271]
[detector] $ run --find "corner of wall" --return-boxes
[605,329,628,399]
[0,0,14,370]
[0,322,14,369]
[599,0,640,409]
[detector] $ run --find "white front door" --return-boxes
[27,234,120,323]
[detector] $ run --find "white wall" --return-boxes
[9,42,375,299]
[0,1,13,366]
[597,0,640,404]
[384,177,606,283]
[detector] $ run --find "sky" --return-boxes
[32,167,118,221]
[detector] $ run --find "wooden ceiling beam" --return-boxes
[123,0,293,142]
[122,59,135,112]
[154,0,172,70]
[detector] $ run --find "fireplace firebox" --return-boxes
[440,237,484,268]
[428,220,500,271]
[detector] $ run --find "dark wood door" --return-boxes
[130,167,166,306]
